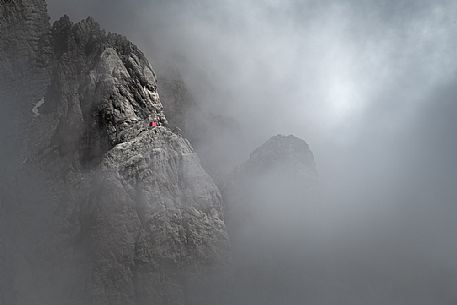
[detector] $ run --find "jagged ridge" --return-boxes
[0,2,229,305]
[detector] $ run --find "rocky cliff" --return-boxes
[0,1,228,305]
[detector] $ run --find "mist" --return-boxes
[14,0,457,303]
[45,0,457,183]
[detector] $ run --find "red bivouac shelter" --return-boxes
[149,121,158,127]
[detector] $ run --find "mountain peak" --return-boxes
[244,134,317,177]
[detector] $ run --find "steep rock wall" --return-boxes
[0,2,229,305]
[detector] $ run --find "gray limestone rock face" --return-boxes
[82,127,228,305]
[42,15,167,169]
[0,2,229,305]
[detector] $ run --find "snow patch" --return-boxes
[32,97,45,117]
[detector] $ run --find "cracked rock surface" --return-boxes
[0,1,229,305]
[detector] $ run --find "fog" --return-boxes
[28,0,457,303]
